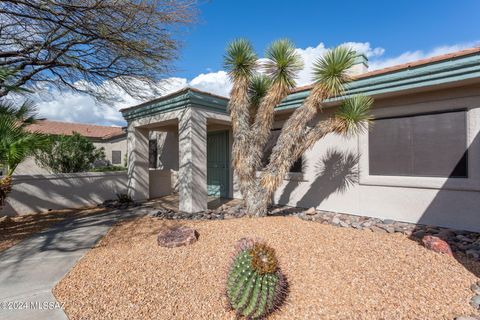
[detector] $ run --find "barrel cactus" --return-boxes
[226,238,288,319]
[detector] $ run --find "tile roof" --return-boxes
[26,120,125,140]
[293,46,480,93]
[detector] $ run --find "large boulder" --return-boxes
[157,225,198,248]
[422,235,453,256]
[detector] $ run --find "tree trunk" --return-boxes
[241,180,270,217]
[0,175,13,210]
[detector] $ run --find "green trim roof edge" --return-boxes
[122,51,480,121]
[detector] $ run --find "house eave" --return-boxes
[121,88,229,122]
[276,53,480,111]
[121,50,480,121]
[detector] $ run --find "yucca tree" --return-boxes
[0,100,49,209]
[224,39,258,197]
[225,40,373,216]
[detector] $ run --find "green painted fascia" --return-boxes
[122,52,480,120]
[276,53,480,110]
[122,89,228,121]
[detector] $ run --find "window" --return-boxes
[111,150,122,165]
[368,110,467,178]
[262,129,303,173]
[149,139,157,168]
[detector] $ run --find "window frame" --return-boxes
[368,109,468,178]
[111,150,122,165]
[149,138,158,169]
[358,105,480,192]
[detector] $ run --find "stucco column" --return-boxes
[127,125,149,200]
[178,108,208,213]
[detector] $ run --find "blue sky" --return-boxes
[175,0,480,79]
[34,0,480,126]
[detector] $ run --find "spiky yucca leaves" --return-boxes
[332,95,373,135]
[224,39,258,82]
[250,40,303,169]
[311,46,356,97]
[224,39,258,194]
[226,239,287,319]
[259,47,358,197]
[248,74,271,124]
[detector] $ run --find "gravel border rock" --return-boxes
[145,203,480,261]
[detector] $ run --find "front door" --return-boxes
[207,131,229,198]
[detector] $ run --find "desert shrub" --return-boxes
[90,165,126,172]
[35,133,105,173]
[116,193,133,204]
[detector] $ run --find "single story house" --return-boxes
[121,47,480,232]
[14,120,127,175]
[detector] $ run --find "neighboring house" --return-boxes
[14,120,127,175]
[121,47,480,232]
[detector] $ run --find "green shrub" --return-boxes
[90,165,126,172]
[116,193,132,204]
[35,133,105,173]
[226,238,288,319]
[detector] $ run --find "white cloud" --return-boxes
[32,77,188,127]
[294,42,385,85]
[369,41,480,70]
[29,40,479,126]
[189,70,231,97]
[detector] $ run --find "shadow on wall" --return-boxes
[409,129,480,277]
[278,149,359,208]
[2,173,127,216]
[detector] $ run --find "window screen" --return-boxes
[368,110,467,178]
[149,139,157,168]
[112,150,122,165]
[262,129,303,173]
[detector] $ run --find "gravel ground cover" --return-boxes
[54,216,480,320]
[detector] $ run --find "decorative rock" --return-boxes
[455,316,480,320]
[412,230,426,239]
[351,222,362,229]
[331,217,341,225]
[422,235,453,256]
[157,225,198,248]
[466,249,480,260]
[470,295,480,309]
[377,224,395,233]
[339,221,349,228]
[362,221,373,228]
[470,282,480,295]
[457,235,475,243]
[305,207,317,216]
[383,219,395,225]
[370,226,387,233]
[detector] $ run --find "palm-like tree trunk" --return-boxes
[225,41,371,217]
[243,83,298,216]
[0,175,12,210]
[230,76,256,197]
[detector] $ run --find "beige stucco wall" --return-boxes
[94,136,127,166]
[271,83,480,231]
[2,172,127,216]
[13,157,52,175]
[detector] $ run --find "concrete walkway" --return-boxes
[0,208,144,320]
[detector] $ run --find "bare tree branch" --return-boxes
[0,0,197,101]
